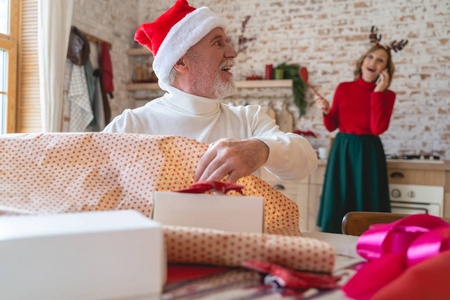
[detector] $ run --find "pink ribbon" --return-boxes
[356,214,449,264]
[344,214,450,299]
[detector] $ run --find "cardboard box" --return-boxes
[153,191,264,233]
[0,210,166,300]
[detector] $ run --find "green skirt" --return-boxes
[317,132,390,233]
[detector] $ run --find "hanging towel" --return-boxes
[86,42,106,131]
[68,65,94,132]
[84,59,96,106]
[99,42,114,95]
[98,42,112,124]
[85,58,104,132]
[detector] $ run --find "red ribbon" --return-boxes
[343,214,450,299]
[243,260,341,290]
[174,181,244,195]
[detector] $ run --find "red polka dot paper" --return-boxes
[0,133,335,272]
[164,225,335,273]
[0,133,300,235]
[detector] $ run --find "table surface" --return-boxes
[161,232,365,300]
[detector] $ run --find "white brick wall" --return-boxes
[72,0,450,159]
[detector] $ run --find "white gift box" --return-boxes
[0,210,166,300]
[153,191,264,233]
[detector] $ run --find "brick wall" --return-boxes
[73,0,449,159]
[138,0,449,159]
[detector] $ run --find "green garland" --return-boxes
[275,63,308,116]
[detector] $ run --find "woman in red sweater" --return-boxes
[315,44,396,233]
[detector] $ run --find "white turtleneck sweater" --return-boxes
[103,86,317,182]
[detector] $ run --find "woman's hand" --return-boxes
[315,95,331,115]
[374,68,390,92]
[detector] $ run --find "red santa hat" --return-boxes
[134,0,227,90]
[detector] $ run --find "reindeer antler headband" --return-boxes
[370,26,408,53]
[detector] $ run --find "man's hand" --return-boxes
[194,138,269,183]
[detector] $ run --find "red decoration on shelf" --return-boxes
[293,130,317,138]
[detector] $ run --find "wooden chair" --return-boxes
[341,211,450,236]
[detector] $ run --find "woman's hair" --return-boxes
[354,45,396,88]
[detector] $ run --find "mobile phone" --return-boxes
[376,68,389,84]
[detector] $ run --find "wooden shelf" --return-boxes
[126,79,293,91]
[127,48,152,56]
[236,79,292,88]
[126,82,160,90]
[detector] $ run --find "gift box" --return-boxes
[0,210,166,300]
[153,191,264,233]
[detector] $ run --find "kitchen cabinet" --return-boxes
[260,168,309,231]
[386,160,450,218]
[386,160,447,186]
[261,160,450,233]
[260,162,326,232]
[307,163,326,231]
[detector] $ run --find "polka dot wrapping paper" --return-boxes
[164,226,335,273]
[0,133,335,273]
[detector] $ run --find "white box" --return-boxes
[153,191,264,233]
[0,210,166,300]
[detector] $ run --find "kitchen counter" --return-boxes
[318,159,450,170]
[386,159,450,171]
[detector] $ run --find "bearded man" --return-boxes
[103,0,317,183]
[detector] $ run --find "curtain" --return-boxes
[38,0,74,132]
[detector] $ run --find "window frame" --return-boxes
[0,0,19,133]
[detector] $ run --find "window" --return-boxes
[0,0,18,134]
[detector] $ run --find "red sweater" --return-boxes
[323,77,396,136]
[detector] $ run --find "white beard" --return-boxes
[213,72,236,99]
[189,69,236,99]
[186,52,236,99]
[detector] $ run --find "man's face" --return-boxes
[184,27,238,99]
